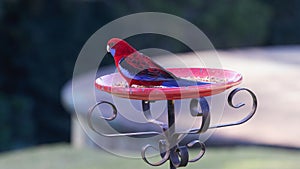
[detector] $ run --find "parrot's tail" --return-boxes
[161,78,210,87]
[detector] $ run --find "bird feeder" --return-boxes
[88,67,257,169]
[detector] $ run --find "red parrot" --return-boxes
[106,38,210,87]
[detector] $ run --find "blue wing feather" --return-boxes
[118,52,210,87]
[118,52,175,82]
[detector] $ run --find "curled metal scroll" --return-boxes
[186,140,205,162]
[142,143,190,167]
[142,139,206,167]
[142,100,168,130]
[88,101,161,137]
[141,140,170,166]
[88,101,117,121]
[170,146,189,168]
[178,97,211,134]
[177,88,257,134]
[190,98,211,133]
[209,88,257,129]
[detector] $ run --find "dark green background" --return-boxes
[0,0,299,151]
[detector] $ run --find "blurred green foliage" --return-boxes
[198,0,272,47]
[0,0,299,151]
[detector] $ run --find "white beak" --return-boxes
[106,45,110,53]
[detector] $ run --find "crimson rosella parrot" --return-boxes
[106,38,210,87]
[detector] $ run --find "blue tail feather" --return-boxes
[161,78,210,87]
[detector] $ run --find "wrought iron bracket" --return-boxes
[87,87,257,168]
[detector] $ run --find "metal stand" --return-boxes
[88,88,257,169]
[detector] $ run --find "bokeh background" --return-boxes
[0,0,299,155]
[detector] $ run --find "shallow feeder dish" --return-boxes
[95,68,242,100]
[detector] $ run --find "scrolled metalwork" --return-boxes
[88,101,117,121]
[186,140,206,162]
[191,98,211,133]
[170,146,189,168]
[87,87,257,169]
[141,140,170,166]
[178,97,211,134]
[88,101,161,137]
[141,139,205,167]
[176,88,257,134]
[142,100,168,130]
[209,88,258,129]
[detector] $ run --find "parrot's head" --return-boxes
[106,38,136,60]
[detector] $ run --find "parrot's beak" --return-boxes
[106,45,110,53]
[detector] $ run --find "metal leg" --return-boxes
[167,100,176,169]
[141,99,206,168]
[167,100,189,169]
